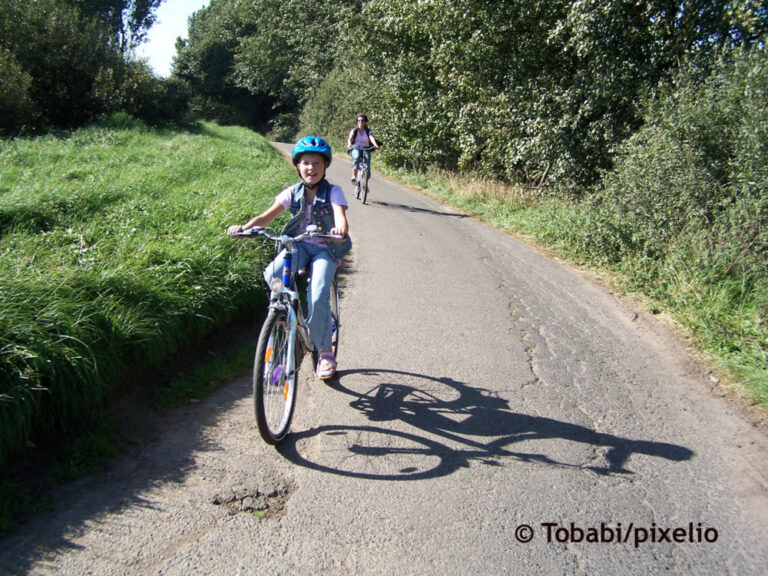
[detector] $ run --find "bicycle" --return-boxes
[228,224,342,444]
[350,145,376,205]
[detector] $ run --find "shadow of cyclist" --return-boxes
[279,369,693,479]
[372,200,468,218]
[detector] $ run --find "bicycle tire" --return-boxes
[253,308,299,444]
[361,172,369,205]
[331,276,340,358]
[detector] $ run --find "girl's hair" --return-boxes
[356,114,368,122]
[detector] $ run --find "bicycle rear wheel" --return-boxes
[330,276,340,358]
[253,308,299,444]
[361,172,369,205]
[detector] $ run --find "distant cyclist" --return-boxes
[347,113,381,182]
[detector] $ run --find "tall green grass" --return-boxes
[0,117,296,468]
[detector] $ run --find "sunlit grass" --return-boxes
[0,119,295,472]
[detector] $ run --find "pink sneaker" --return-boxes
[316,352,337,380]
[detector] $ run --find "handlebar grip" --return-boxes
[228,226,263,237]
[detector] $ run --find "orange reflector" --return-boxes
[265,347,273,362]
[283,382,289,400]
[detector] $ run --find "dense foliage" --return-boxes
[582,48,768,397]
[343,0,767,191]
[174,0,362,137]
[177,0,767,191]
[0,0,185,135]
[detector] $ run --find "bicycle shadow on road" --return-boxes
[278,368,694,481]
[370,200,468,219]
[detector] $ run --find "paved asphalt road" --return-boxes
[1,143,767,575]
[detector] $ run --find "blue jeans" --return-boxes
[264,242,337,353]
[350,147,371,174]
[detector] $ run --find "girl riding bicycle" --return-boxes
[227,136,351,380]
[347,113,380,182]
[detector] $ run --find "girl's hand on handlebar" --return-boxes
[330,225,347,240]
[227,224,263,237]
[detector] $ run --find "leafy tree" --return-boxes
[543,0,768,189]
[336,0,570,177]
[73,0,164,53]
[173,0,269,128]
[319,0,768,191]
[0,0,121,129]
[300,66,362,151]
[0,0,174,132]
[175,0,362,135]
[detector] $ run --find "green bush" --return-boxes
[580,47,768,402]
[96,61,192,126]
[0,48,34,135]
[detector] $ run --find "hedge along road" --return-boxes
[2,142,768,575]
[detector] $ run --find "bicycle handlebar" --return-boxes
[228,224,344,243]
[349,145,377,152]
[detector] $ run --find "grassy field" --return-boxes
[0,117,296,474]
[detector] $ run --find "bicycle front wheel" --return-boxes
[253,308,299,444]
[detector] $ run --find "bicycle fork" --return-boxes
[284,304,300,381]
[263,302,299,394]
[266,300,313,381]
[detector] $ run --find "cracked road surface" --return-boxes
[2,143,767,575]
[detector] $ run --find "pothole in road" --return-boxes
[211,482,295,519]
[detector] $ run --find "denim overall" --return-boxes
[267,179,351,352]
[281,179,352,261]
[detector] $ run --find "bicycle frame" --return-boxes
[266,240,312,358]
[352,145,374,177]
[232,224,342,354]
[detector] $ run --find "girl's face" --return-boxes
[297,152,327,187]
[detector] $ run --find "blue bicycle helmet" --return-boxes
[291,136,332,166]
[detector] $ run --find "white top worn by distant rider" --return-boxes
[351,129,373,148]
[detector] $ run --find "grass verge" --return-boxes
[0,117,294,532]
